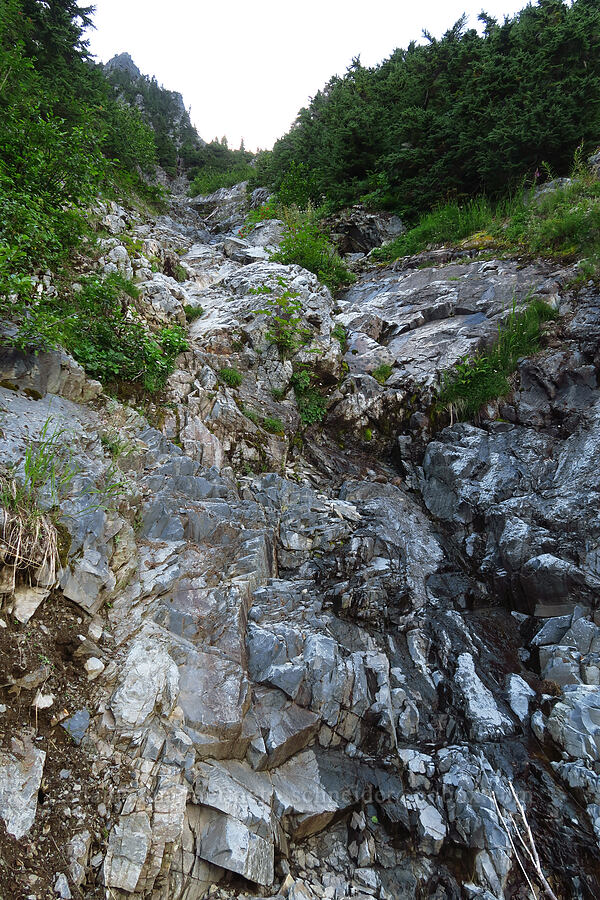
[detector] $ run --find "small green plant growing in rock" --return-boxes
[291,367,328,425]
[172,262,188,283]
[0,418,76,590]
[253,281,311,357]
[100,430,132,460]
[271,387,286,401]
[437,295,558,419]
[270,204,355,293]
[239,200,280,238]
[219,366,243,388]
[263,416,284,434]
[183,304,204,321]
[248,285,272,296]
[372,363,393,384]
[242,406,259,424]
[332,323,348,351]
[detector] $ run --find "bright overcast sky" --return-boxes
[88,0,532,151]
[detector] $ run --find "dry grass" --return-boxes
[0,474,59,592]
[0,417,74,594]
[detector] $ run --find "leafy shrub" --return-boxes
[270,206,354,293]
[276,162,321,208]
[438,296,557,418]
[68,276,187,392]
[239,200,279,238]
[219,366,243,387]
[372,363,393,384]
[10,273,187,393]
[253,280,311,356]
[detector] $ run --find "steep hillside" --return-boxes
[104,52,204,177]
[2,160,600,899]
[2,2,600,900]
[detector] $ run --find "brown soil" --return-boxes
[0,594,111,899]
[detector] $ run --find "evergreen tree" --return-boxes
[260,0,600,217]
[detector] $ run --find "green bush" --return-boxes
[270,206,354,293]
[239,199,280,238]
[252,280,311,356]
[172,262,188,283]
[219,366,243,387]
[183,304,204,321]
[438,296,557,418]
[66,275,187,392]
[10,273,187,393]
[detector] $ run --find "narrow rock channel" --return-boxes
[1,181,599,900]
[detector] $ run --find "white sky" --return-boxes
[88,0,533,151]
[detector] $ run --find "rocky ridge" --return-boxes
[1,181,600,899]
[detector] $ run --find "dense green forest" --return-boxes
[257,0,600,218]
[0,0,248,300]
[0,0,158,297]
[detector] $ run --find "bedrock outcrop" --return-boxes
[1,182,600,900]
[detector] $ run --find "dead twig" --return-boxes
[492,785,559,900]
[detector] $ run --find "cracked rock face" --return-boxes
[2,180,600,900]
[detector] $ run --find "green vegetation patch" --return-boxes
[372,363,393,385]
[270,205,354,294]
[219,366,243,388]
[256,2,600,217]
[437,297,558,419]
[7,273,187,394]
[252,278,311,356]
[372,198,497,262]
[263,416,285,434]
[291,368,328,425]
[183,304,204,321]
[189,164,256,197]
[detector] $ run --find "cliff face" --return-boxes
[104,52,204,175]
[1,180,600,900]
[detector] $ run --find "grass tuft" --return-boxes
[437,296,557,419]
